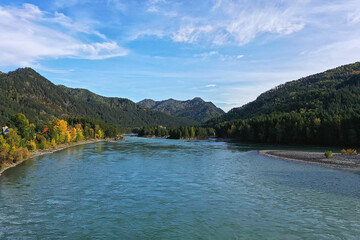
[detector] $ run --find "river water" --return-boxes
[0,136,359,239]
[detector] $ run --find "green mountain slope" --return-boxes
[209,62,360,124]
[0,68,196,127]
[137,97,225,123]
[208,62,360,146]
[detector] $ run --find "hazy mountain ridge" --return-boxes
[137,97,225,123]
[0,68,196,127]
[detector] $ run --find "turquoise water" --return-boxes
[0,136,359,239]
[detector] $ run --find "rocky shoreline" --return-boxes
[0,138,123,176]
[259,150,360,169]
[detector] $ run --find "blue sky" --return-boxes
[1,0,360,111]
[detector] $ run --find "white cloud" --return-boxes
[132,0,294,46]
[128,29,165,41]
[146,0,170,14]
[123,0,360,65]
[72,42,129,60]
[194,51,244,61]
[0,3,128,66]
[164,0,306,46]
[50,12,106,39]
[205,84,216,87]
[171,25,213,43]
[232,16,302,44]
[194,51,219,59]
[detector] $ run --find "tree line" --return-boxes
[213,111,360,146]
[137,126,215,139]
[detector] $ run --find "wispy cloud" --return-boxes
[126,0,359,56]
[145,0,175,15]
[194,51,244,61]
[194,51,219,60]
[171,25,214,43]
[135,0,306,46]
[0,3,128,66]
[118,0,307,47]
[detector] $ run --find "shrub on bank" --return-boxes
[324,151,333,158]
[51,139,57,147]
[26,140,37,151]
[0,149,8,164]
[12,148,30,162]
[341,149,357,155]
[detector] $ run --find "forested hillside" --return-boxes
[137,97,224,123]
[0,68,195,127]
[207,62,360,146]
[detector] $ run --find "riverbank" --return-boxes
[0,138,122,176]
[259,150,360,169]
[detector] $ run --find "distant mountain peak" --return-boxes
[137,97,224,123]
[10,67,37,75]
[191,97,205,102]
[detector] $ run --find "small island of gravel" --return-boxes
[259,150,360,169]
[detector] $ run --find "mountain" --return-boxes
[208,62,360,146]
[137,99,157,109]
[0,68,196,127]
[137,97,225,123]
[209,62,360,125]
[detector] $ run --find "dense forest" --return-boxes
[137,97,224,123]
[214,111,360,146]
[0,113,121,170]
[0,68,196,127]
[137,126,215,139]
[206,62,360,146]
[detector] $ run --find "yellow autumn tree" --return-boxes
[0,135,10,152]
[70,127,77,142]
[65,132,71,143]
[75,124,84,141]
[49,119,69,144]
[190,127,196,138]
[26,140,37,151]
[98,129,104,139]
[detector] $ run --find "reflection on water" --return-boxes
[0,136,359,239]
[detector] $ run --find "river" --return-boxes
[0,136,359,239]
